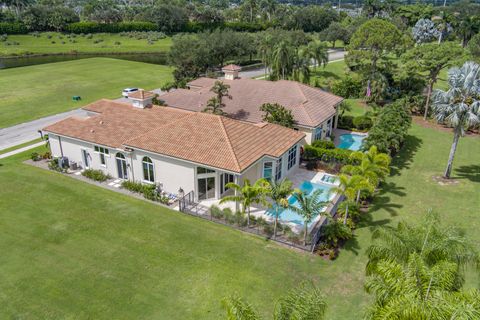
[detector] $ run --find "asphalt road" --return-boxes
[0,50,345,151]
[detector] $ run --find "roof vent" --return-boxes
[222,64,242,80]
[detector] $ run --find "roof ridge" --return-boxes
[218,116,241,172]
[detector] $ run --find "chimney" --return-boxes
[129,89,154,108]
[222,64,242,80]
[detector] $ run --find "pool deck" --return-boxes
[196,168,341,234]
[333,128,368,148]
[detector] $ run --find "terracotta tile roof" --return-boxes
[43,99,304,173]
[128,90,156,100]
[161,78,343,128]
[222,64,242,71]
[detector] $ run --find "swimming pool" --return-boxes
[338,133,366,151]
[266,180,333,227]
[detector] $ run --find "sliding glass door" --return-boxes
[197,177,215,201]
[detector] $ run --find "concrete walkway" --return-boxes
[0,141,45,159]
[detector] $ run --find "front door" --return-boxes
[198,177,215,201]
[116,153,128,179]
[82,149,89,169]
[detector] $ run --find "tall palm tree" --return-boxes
[266,179,293,239]
[329,174,371,224]
[366,210,479,276]
[305,41,329,71]
[432,61,480,179]
[289,189,328,245]
[292,51,311,84]
[220,179,269,227]
[272,41,294,80]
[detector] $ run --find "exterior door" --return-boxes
[116,153,128,179]
[82,149,90,169]
[198,177,215,201]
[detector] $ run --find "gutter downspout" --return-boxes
[58,135,64,157]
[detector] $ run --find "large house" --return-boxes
[160,65,343,144]
[44,98,304,202]
[43,69,342,202]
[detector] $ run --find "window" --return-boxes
[263,161,273,180]
[275,158,282,181]
[287,145,297,170]
[313,127,323,141]
[142,156,154,182]
[197,167,215,174]
[94,145,109,166]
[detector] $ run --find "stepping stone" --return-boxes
[113,179,121,183]
[108,182,115,186]
[74,172,82,176]
[113,184,121,188]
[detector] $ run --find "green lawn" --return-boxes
[310,59,348,88]
[0,114,478,318]
[0,32,172,57]
[0,58,173,128]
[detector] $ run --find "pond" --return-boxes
[0,52,168,69]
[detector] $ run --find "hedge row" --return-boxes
[338,115,373,131]
[185,21,272,33]
[303,145,355,164]
[65,21,158,34]
[0,22,28,34]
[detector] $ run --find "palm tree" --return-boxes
[222,282,327,320]
[210,81,231,105]
[305,41,329,71]
[203,97,225,115]
[292,52,311,84]
[266,179,293,239]
[366,210,479,276]
[432,61,480,178]
[272,41,294,80]
[220,179,269,227]
[329,174,371,224]
[289,189,328,246]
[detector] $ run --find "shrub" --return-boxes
[210,205,223,219]
[223,208,235,224]
[121,180,145,193]
[352,115,373,130]
[0,22,27,34]
[42,151,51,159]
[362,99,412,154]
[331,75,363,98]
[65,21,157,34]
[303,145,354,164]
[81,169,110,182]
[321,219,353,247]
[30,152,40,161]
[142,184,157,200]
[48,158,65,172]
[311,140,335,149]
[263,223,274,237]
[337,115,354,129]
[286,230,301,244]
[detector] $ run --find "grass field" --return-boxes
[0,58,173,128]
[0,138,42,154]
[0,108,478,318]
[0,33,172,57]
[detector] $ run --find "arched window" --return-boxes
[116,153,125,159]
[142,156,154,182]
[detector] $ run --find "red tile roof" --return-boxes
[128,90,156,100]
[161,78,343,128]
[43,100,304,173]
[222,64,242,71]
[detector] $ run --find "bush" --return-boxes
[337,115,354,129]
[362,99,412,154]
[303,145,354,164]
[263,223,274,237]
[352,115,373,130]
[331,75,363,98]
[65,21,157,34]
[81,169,110,182]
[48,158,65,172]
[321,219,353,247]
[121,180,145,193]
[311,140,335,149]
[30,152,40,161]
[0,22,28,34]
[223,208,235,224]
[210,205,223,219]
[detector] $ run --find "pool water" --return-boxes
[320,174,337,184]
[266,181,333,227]
[338,133,366,151]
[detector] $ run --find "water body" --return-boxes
[0,52,168,69]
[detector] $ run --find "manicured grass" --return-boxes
[0,32,172,57]
[0,118,478,319]
[310,59,348,88]
[0,138,42,155]
[0,58,173,128]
